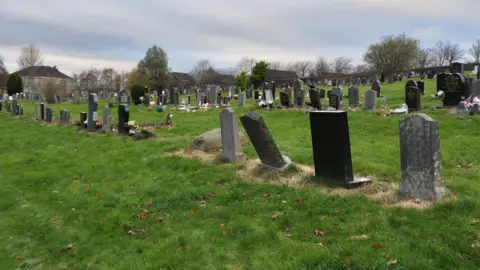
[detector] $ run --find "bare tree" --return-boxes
[432,41,464,66]
[364,34,420,76]
[469,39,480,63]
[267,61,284,70]
[314,56,330,76]
[190,59,214,82]
[415,48,433,68]
[330,56,353,74]
[236,56,255,73]
[17,44,44,69]
[101,68,118,92]
[352,64,372,74]
[288,61,314,78]
[74,68,102,93]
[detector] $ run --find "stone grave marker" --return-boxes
[87,93,98,132]
[329,94,339,109]
[265,89,274,104]
[332,87,342,101]
[309,89,321,110]
[118,104,130,135]
[417,81,425,95]
[46,107,53,123]
[451,62,464,74]
[102,106,110,132]
[309,111,369,188]
[240,112,291,171]
[40,103,45,120]
[268,81,276,101]
[319,89,326,99]
[372,80,381,97]
[406,86,421,111]
[294,79,305,106]
[80,112,87,128]
[364,90,376,110]
[348,87,359,107]
[220,108,246,163]
[18,105,23,119]
[238,92,245,107]
[464,78,473,98]
[286,87,292,105]
[12,99,17,115]
[143,95,150,105]
[280,92,290,107]
[399,113,448,201]
[437,73,466,106]
[196,91,202,106]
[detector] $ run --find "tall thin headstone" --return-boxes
[399,114,448,201]
[372,81,381,97]
[87,93,98,131]
[102,106,110,132]
[294,79,305,106]
[238,92,245,107]
[80,112,87,128]
[220,108,246,163]
[405,86,421,111]
[40,103,45,120]
[329,94,339,109]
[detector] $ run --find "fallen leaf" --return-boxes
[189,208,197,215]
[387,259,398,265]
[208,192,215,198]
[15,256,21,260]
[136,210,149,220]
[241,193,249,197]
[263,194,269,198]
[100,220,104,225]
[296,197,302,204]
[272,212,282,220]
[373,243,384,249]
[220,224,224,227]
[276,194,281,197]
[471,219,480,224]
[59,243,75,254]
[114,148,118,152]
[345,258,351,268]
[145,200,154,207]
[315,242,324,248]
[313,229,326,236]
[105,175,110,179]
[95,192,100,197]
[200,201,207,208]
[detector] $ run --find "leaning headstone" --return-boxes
[399,113,448,201]
[437,73,466,106]
[118,104,130,135]
[348,87,359,107]
[405,86,421,111]
[238,92,245,107]
[309,89,321,110]
[220,108,246,163]
[309,111,369,188]
[364,90,376,110]
[87,93,98,131]
[329,94,339,109]
[240,112,292,171]
[102,106,110,132]
[372,81,381,97]
[46,107,53,123]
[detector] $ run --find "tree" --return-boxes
[469,39,480,63]
[432,41,464,66]
[138,45,170,90]
[125,67,151,90]
[415,48,433,68]
[190,59,214,82]
[7,73,23,95]
[250,61,268,87]
[353,64,372,74]
[267,61,284,70]
[0,54,6,73]
[364,34,420,76]
[330,56,353,74]
[131,84,146,105]
[101,68,118,92]
[235,72,247,91]
[288,61,314,77]
[72,68,102,93]
[236,57,255,73]
[314,57,330,76]
[17,44,43,69]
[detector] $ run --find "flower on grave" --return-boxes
[258,100,265,107]
[267,99,274,105]
[127,120,138,128]
[437,90,445,97]
[156,105,164,112]
[96,120,102,127]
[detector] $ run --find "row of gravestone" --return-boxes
[1,99,24,119]
[219,109,448,202]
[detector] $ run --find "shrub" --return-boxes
[7,74,23,95]
[131,84,146,105]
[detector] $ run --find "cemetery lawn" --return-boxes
[1,79,480,269]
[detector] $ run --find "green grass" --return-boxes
[1,77,480,269]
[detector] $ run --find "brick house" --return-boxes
[171,72,196,88]
[13,65,74,98]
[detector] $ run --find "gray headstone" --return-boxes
[220,108,245,163]
[348,87,359,107]
[399,113,448,201]
[240,112,291,170]
[238,92,245,107]
[294,79,305,106]
[332,87,342,101]
[46,107,53,123]
[364,90,376,110]
[196,91,202,106]
[87,93,98,131]
[470,79,480,98]
[18,105,23,119]
[265,90,274,104]
[35,104,40,120]
[11,99,17,115]
[102,106,110,132]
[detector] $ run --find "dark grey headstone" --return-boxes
[309,89,321,110]
[80,112,87,128]
[12,99,17,115]
[348,87,359,107]
[372,81,381,97]
[294,79,305,106]
[451,62,464,74]
[319,89,326,99]
[220,108,245,163]
[40,103,45,120]
[399,113,448,201]
[416,81,425,95]
[118,104,130,135]
[240,112,291,170]
[46,108,53,123]
[329,94,339,109]
[437,73,466,106]
[364,90,376,110]
[331,87,342,101]
[143,95,150,106]
[87,93,98,131]
[406,86,421,111]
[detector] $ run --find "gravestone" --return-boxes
[118,104,130,135]
[265,90,274,104]
[187,95,191,105]
[238,92,245,107]
[102,106,110,132]
[196,91,202,106]
[286,87,293,105]
[451,62,464,74]
[364,90,376,110]
[169,89,175,104]
[220,108,246,163]
[240,112,291,171]
[372,81,381,97]
[405,86,421,111]
[80,112,87,128]
[280,92,290,107]
[294,79,305,106]
[254,90,259,100]
[40,103,45,120]
[162,93,168,105]
[329,94,339,109]
[269,81,276,101]
[173,92,179,105]
[87,93,98,132]
[143,95,150,105]
[46,108,53,123]
[12,99,17,115]
[437,73,466,106]
[319,89,326,99]
[309,89,321,110]
[332,87,342,101]
[399,113,448,201]
[348,87,359,107]
[470,79,480,98]
[327,90,332,98]
[405,80,418,89]
[309,111,369,188]
[0,102,2,111]
[18,105,23,119]
[464,78,473,98]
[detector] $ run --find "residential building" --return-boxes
[13,65,74,98]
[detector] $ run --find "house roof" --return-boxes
[172,72,195,84]
[14,65,72,79]
[266,69,298,81]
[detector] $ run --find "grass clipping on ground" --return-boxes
[174,148,444,209]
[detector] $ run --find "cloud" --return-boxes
[0,0,478,74]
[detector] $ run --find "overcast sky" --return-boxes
[0,0,478,76]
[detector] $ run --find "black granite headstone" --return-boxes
[309,89,321,110]
[372,81,381,97]
[254,90,259,100]
[46,108,53,123]
[80,112,87,129]
[309,111,367,188]
[437,73,466,106]
[329,94,340,109]
[319,89,326,99]
[416,81,425,95]
[40,103,45,121]
[118,104,130,135]
[280,92,290,107]
[406,87,421,111]
[271,81,276,101]
[451,62,464,74]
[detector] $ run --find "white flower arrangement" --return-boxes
[266,100,274,105]
[258,100,266,107]
[437,90,445,97]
